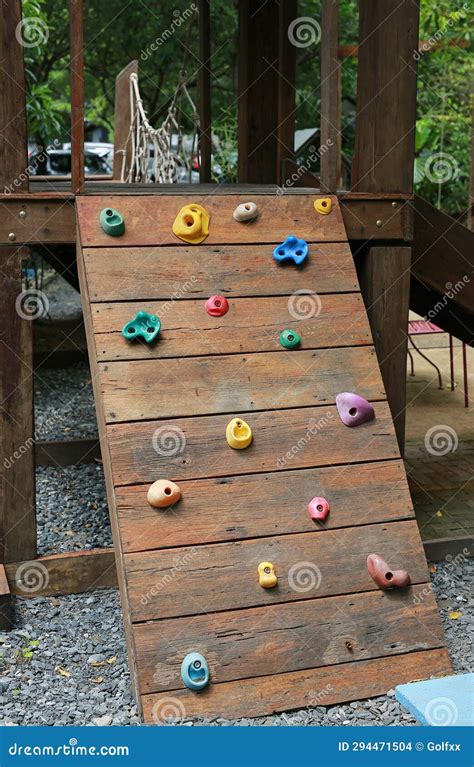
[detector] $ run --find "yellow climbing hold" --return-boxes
[172,203,210,244]
[314,197,332,215]
[258,562,277,588]
[449,611,462,620]
[226,417,253,449]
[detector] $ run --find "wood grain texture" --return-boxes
[84,241,357,302]
[0,1,28,192]
[126,520,428,622]
[76,195,344,246]
[93,293,370,362]
[116,460,414,553]
[320,0,341,192]
[142,648,452,721]
[135,583,443,693]
[107,401,399,486]
[100,346,384,422]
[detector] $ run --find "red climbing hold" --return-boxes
[367,553,411,590]
[205,295,229,317]
[308,496,330,522]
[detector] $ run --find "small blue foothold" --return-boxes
[273,236,309,265]
[180,652,210,691]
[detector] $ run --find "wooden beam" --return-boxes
[70,0,85,194]
[5,548,117,597]
[112,61,138,181]
[276,0,297,184]
[0,246,36,563]
[35,439,100,467]
[0,0,28,195]
[320,0,341,192]
[355,246,411,453]
[352,0,420,193]
[238,0,280,182]
[423,537,473,563]
[0,564,11,630]
[198,0,212,183]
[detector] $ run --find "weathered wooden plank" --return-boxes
[34,439,100,467]
[0,199,76,245]
[0,564,11,630]
[126,519,427,622]
[198,0,212,183]
[100,346,383,422]
[5,548,116,597]
[276,0,297,183]
[113,61,138,181]
[76,195,344,246]
[93,293,370,362]
[116,460,413,553]
[356,246,411,452]
[320,0,341,192]
[0,247,36,563]
[107,401,399,486]
[135,583,443,693]
[142,648,451,722]
[70,0,85,194]
[84,241,358,302]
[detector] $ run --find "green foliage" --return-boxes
[21,0,472,213]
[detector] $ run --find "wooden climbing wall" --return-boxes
[76,193,451,723]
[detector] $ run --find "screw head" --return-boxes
[8,232,16,241]
[376,219,383,228]
[19,209,27,218]
[391,201,398,208]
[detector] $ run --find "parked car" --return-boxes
[28,148,112,176]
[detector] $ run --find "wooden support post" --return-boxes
[320,0,341,192]
[276,0,297,185]
[352,0,420,454]
[198,0,212,183]
[0,1,36,591]
[0,565,11,630]
[113,61,138,181]
[238,0,280,183]
[70,0,85,193]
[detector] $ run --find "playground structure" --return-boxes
[0,0,472,720]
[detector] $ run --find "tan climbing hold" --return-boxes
[147,479,181,508]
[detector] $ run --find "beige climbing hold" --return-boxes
[233,202,258,222]
[314,197,332,215]
[147,479,181,508]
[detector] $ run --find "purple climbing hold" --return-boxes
[336,392,375,427]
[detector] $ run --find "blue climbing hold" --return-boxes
[180,652,210,691]
[273,236,308,265]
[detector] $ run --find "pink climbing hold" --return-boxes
[308,496,330,522]
[367,553,411,590]
[205,295,229,317]
[336,392,375,427]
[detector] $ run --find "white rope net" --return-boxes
[121,72,199,184]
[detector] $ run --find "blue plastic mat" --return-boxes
[396,673,473,726]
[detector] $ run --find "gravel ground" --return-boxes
[34,362,98,442]
[1,558,471,726]
[36,464,111,556]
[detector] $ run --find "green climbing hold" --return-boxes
[99,207,125,236]
[279,328,301,349]
[122,311,161,343]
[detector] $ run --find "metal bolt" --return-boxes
[376,219,383,228]
[8,232,16,241]
[391,201,398,208]
[19,209,27,219]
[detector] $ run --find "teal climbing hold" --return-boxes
[99,207,125,236]
[121,310,161,343]
[279,329,301,349]
[273,236,308,265]
[181,652,210,691]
